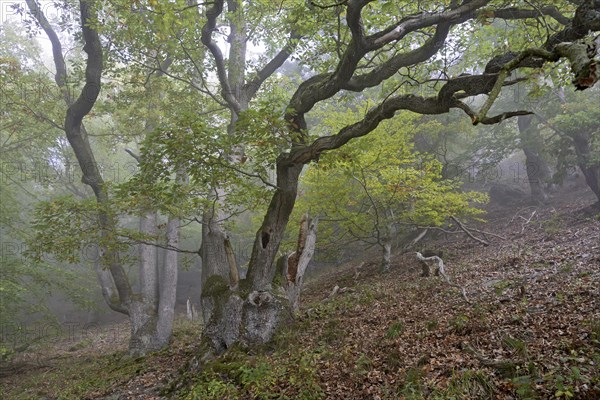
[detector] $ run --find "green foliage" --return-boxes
[542,87,600,186]
[492,279,513,295]
[502,336,528,358]
[30,196,101,263]
[385,321,405,339]
[354,353,374,376]
[449,314,471,335]
[541,213,563,235]
[294,108,487,257]
[425,319,439,331]
[0,24,98,357]
[589,319,600,347]
[444,369,496,399]
[399,367,427,398]
[187,347,324,400]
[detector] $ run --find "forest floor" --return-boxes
[1,184,599,399]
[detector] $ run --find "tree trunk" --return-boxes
[381,241,392,272]
[196,0,300,355]
[157,215,180,345]
[139,212,159,312]
[25,0,184,356]
[518,115,553,204]
[200,205,232,325]
[200,163,302,353]
[571,132,600,202]
[127,211,182,356]
[283,214,318,312]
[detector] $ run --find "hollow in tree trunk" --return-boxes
[281,213,318,313]
[200,163,303,354]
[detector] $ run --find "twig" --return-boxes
[124,148,140,163]
[322,285,340,302]
[519,210,537,234]
[508,206,537,226]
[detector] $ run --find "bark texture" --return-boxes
[283,214,319,312]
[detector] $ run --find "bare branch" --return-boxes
[450,216,489,246]
[370,0,491,48]
[243,31,302,99]
[124,148,141,163]
[201,0,242,113]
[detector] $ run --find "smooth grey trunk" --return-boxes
[139,212,159,310]
[157,215,180,344]
[381,241,392,272]
[128,300,160,356]
[91,244,119,308]
[128,213,181,355]
[130,208,181,354]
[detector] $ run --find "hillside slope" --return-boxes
[1,186,599,399]
[178,188,600,400]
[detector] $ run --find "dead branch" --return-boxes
[508,206,537,226]
[518,210,537,234]
[469,227,507,240]
[450,216,489,246]
[416,252,471,304]
[322,285,340,302]
[284,213,319,312]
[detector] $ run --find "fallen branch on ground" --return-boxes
[450,216,489,246]
[519,210,537,234]
[469,227,506,240]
